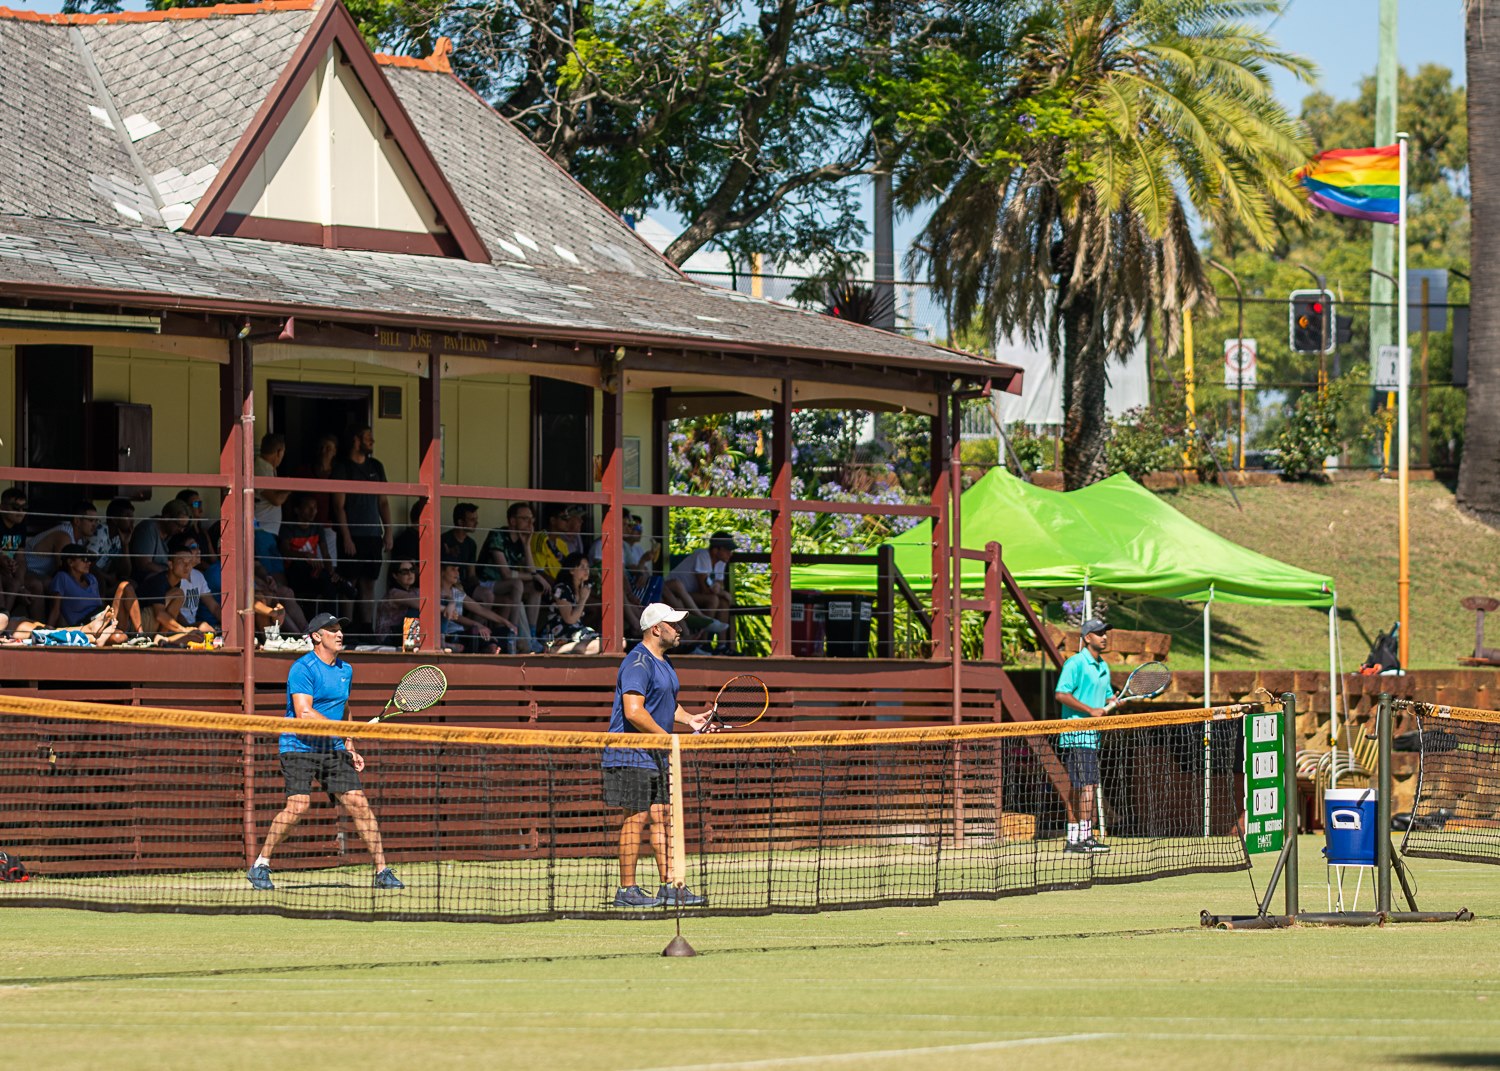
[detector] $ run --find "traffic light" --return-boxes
[1289,289,1333,354]
[1334,314,1353,346]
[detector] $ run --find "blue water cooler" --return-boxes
[1322,787,1377,910]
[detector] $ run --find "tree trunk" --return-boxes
[1061,292,1110,490]
[1459,1,1500,525]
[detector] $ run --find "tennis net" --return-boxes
[1397,700,1500,866]
[0,694,1257,922]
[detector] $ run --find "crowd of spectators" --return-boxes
[1,425,742,656]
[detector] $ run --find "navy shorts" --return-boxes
[280,750,363,797]
[602,766,668,813]
[1060,747,1100,788]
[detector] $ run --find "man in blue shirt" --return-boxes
[604,602,712,908]
[1055,618,1115,855]
[246,613,403,891]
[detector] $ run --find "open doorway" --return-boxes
[268,382,372,472]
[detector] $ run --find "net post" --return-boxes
[669,734,687,888]
[1281,692,1299,917]
[662,734,697,957]
[1376,692,1393,913]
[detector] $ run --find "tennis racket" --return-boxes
[703,674,769,730]
[1104,660,1171,711]
[369,665,448,723]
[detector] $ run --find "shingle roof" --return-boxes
[385,66,680,283]
[79,9,312,228]
[0,1,1019,385]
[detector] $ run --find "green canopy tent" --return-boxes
[793,469,1342,808]
[793,467,1333,607]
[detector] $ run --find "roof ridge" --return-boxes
[374,36,451,74]
[0,0,314,25]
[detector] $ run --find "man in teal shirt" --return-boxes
[1054,619,1114,854]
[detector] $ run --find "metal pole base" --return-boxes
[663,901,697,957]
[1201,908,1474,930]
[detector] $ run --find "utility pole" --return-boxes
[1369,0,1399,392]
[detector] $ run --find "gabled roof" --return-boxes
[185,0,489,261]
[0,0,1024,389]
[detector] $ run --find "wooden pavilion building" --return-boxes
[0,0,1040,728]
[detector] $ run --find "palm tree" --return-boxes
[1459,0,1500,524]
[909,0,1312,488]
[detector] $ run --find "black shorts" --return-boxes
[1060,746,1100,788]
[602,766,668,813]
[341,535,385,581]
[280,750,363,797]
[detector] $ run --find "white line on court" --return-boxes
[624,1033,1118,1071]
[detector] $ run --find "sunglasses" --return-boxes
[189,500,202,508]
[395,566,416,575]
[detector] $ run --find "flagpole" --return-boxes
[1396,131,1411,670]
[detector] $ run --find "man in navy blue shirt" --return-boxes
[605,602,712,908]
[246,613,402,891]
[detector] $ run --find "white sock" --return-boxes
[1067,822,1080,843]
[254,856,269,869]
[1081,821,1092,839]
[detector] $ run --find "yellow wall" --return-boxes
[0,345,14,469]
[4,343,666,536]
[93,346,220,514]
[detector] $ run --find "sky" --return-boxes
[14,0,1469,267]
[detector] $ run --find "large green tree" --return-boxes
[1194,64,1469,470]
[70,0,1025,272]
[906,0,1312,489]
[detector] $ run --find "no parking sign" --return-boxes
[1224,338,1257,389]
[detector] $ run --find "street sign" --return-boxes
[1244,711,1285,855]
[1374,345,1407,392]
[1224,338,1257,389]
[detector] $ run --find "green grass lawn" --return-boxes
[4,837,1496,1071]
[1105,478,1500,671]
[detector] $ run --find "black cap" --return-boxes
[305,613,348,637]
[1080,618,1112,638]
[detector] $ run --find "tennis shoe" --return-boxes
[246,864,274,890]
[373,867,404,889]
[1082,837,1112,854]
[658,884,707,907]
[1062,841,1091,855]
[613,884,663,908]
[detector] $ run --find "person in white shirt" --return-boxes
[254,433,289,537]
[663,531,735,641]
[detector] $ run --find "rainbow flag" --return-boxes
[1294,144,1401,223]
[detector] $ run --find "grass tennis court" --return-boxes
[4,837,1496,1071]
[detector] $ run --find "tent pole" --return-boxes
[1203,587,1213,838]
[1083,582,1092,623]
[1329,591,1340,789]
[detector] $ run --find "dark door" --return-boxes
[531,377,593,491]
[17,345,92,517]
[268,381,372,471]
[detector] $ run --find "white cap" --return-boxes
[639,603,689,631]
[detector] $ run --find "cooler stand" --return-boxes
[1323,787,1377,913]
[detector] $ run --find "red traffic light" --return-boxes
[1311,301,1324,314]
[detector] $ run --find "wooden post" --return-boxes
[875,542,895,658]
[950,392,963,709]
[930,394,950,661]
[769,381,793,658]
[219,341,245,652]
[651,388,669,584]
[418,355,442,651]
[231,337,257,866]
[600,375,625,653]
[983,541,1002,662]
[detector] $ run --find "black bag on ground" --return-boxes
[1360,622,1401,674]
